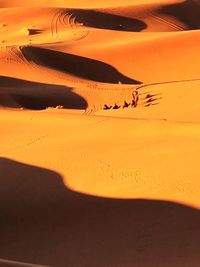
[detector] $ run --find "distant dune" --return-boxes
[0,0,200,266]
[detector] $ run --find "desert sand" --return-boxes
[0,0,200,266]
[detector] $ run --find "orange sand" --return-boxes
[0,0,200,266]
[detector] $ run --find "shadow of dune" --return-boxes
[158,0,200,30]
[72,9,147,32]
[22,47,141,84]
[1,158,200,267]
[0,76,87,110]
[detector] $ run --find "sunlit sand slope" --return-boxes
[0,0,200,266]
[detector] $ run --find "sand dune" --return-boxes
[0,0,200,266]
[0,76,87,109]
[1,158,200,267]
[108,0,200,31]
[0,0,181,8]
[21,46,141,84]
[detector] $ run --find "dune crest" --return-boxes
[0,0,200,266]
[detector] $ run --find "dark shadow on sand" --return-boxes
[71,9,147,32]
[1,158,200,267]
[22,47,141,84]
[0,76,87,110]
[28,29,43,35]
[158,0,200,30]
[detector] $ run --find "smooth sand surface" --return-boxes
[0,0,200,266]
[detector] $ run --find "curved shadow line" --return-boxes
[157,0,200,30]
[0,76,87,110]
[71,9,147,32]
[1,158,200,267]
[21,46,141,85]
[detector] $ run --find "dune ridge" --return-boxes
[1,0,200,266]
